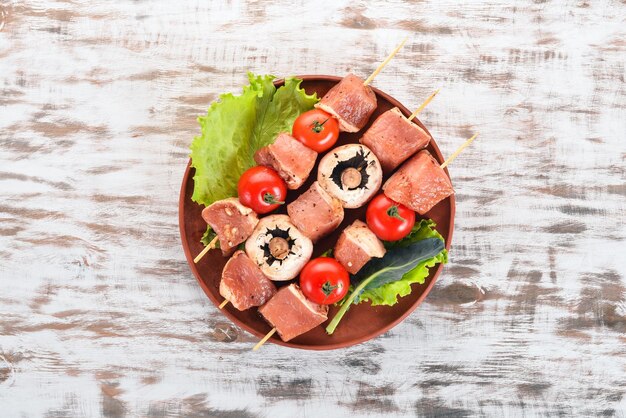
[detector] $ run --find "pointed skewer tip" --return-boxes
[440,133,479,169]
[408,88,441,121]
[363,37,409,86]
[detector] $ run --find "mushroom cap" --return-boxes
[244,214,313,281]
[317,144,383,208]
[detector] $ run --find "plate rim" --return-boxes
[179,75,455,350]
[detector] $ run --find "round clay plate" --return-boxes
[179,75,455,350]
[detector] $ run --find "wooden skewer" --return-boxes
[363,37,408,86]
[193,235,218,263]
[218,299,229,309]
[408,89,440,121]
[440,133,479,169]
[252,328,277,351]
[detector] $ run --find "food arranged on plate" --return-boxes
[361,106,432,173]
[334,220,386,275]
[219,250,276,311]
[314,73,377,133]
[254,132,318,190]
[317,144,383,209]
[384,150,454,215]
[245,215,313,282]
[201,198,258,255]
[258,283,328,344]
[185,39,477,349]
[287,180,344,243]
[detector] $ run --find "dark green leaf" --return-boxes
[326,221,447,335]
[352,238,444,302]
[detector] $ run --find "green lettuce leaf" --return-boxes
[190,73,318,207]
[386,219,447,249]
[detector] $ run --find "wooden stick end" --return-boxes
[252,328,277,351]
[193,235,218,263]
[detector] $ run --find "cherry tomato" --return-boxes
[366,194,416,241]
[300,257,350,305]
[292,109,339,152]
[238,166,287,214]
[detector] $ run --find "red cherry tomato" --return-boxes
[238,166,287,214]
[300,257,350,305]
[292,109,339,153]
[366,194,416,241]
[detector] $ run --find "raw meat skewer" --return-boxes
[316,38,408,133]
[253,284,328,351]
[216,250,277,311]
[359,90,440,173]
[383,133,479,215]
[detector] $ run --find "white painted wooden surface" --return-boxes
[1,0,625,416]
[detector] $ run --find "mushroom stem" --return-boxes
[268,237,290,260]
[341,167,362,189]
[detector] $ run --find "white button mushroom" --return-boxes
[244,215,313,281]
[317,144,383,208]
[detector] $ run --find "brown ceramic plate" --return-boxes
[179,75,454,350]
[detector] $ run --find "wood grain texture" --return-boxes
[0,0,624,416]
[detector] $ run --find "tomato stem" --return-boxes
[263,193,284,205]
[387,205,405,221]
[311,118,329,133]
[321,280,339,297]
